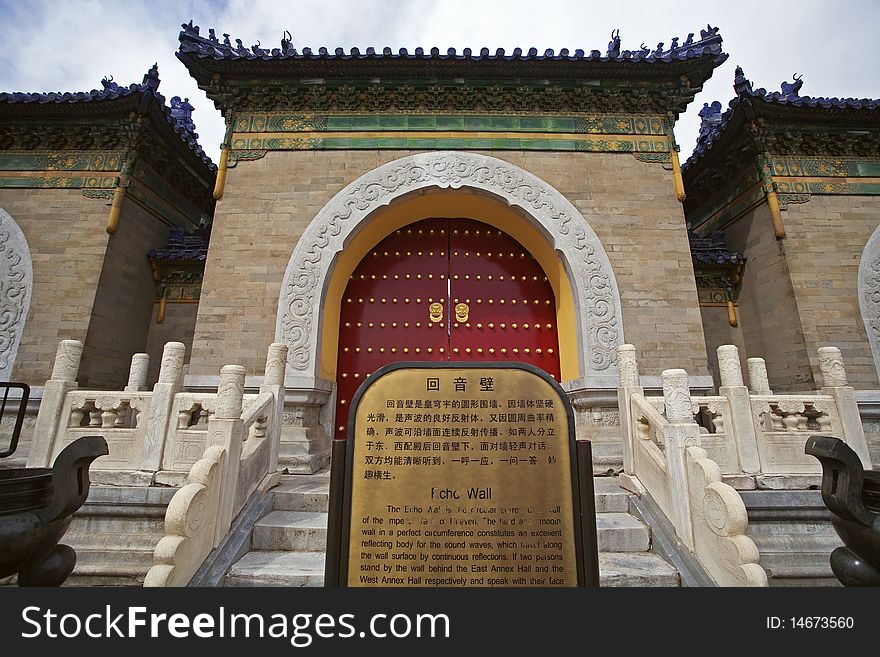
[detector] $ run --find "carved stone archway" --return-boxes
[859,223,880,381]
[0,207,33,380]
[275,151,624,386]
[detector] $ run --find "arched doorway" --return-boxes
[334,217,561,436]
[276,152,624,388]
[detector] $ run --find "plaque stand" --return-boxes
[325,362,600,588]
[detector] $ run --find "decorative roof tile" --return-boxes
[0,65,215,171]
[685,67,880,170]
[689,229,744,265]
[177,21,727,68]
[148,227,209,262]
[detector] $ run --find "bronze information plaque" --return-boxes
[337,362,588,587]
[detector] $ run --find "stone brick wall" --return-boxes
[723,203,815,391]
[189,150,709,382]
[145,302,198,386]
[0,189,109,386]
[79,198,169,389]
[780,195,880,390]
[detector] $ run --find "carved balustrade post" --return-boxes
[124,353,149,392]
[717,345,761,475]
[208,364,246,544]
[261,343,288,473]
[139,342,185,472]
[818,347,872,469]
[28,340,83,467]
[746,358,771,394]
[661,368,701,550]
[617,344,643,474]
[117,353,150,428]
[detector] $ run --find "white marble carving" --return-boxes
[50,340,83,382]
[717,345,744,387]
[264,342,288,386]
[746,358,771,394]
[817,346,848,388]
[158,342,186,384]
[617,344,640,388]
[686,446,768,586]
[215,365,246,419]
[276,151,623,382]
[0,208,32,381]
[125,353,149,391]
[144,445,226,587]
[859,223,880,382]
[662,369,692,424]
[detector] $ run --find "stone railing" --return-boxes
[144,344,287,587]
[618,345,767,586]
[28,340,290,487]
[623,344,872,489]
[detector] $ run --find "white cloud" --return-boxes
[1,0,877,164]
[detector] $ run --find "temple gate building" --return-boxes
[0,22,877,587]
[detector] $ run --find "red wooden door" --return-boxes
[449,218,560,377]
[334,218,560,437]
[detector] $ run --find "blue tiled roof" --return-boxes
[148,227,209,262]
[689,229,744,264]
[0,65,215,171]
[177,21,727,68]
[684,67,880,170]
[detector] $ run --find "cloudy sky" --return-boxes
[0,0,877,164]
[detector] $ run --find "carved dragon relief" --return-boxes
[860,224,880,382]
[275,152,623,381]
[0,208,33,380]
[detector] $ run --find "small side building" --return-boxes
[0,66,216,391]
[682,68,880,464]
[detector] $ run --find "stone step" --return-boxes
[252,511,328,551]
[598,552,680,587]
[65,548,154,587]
[592,477,630,513]
[226,474,663,587]
[272,479,332,512]
[84,485,177,507]
[596,513,651,552]
[224,551,326,587]
[223,550,680,588]
[55,485,173,586]
[67,515,166,538]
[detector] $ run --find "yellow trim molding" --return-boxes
[106,183,127,234]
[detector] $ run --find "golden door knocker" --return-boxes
[429,302,444,323]
[455,302,469,323]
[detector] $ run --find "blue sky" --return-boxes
[0,0,877,163]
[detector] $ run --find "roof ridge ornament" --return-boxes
[281,30,295,55]
[698,100,723,136]
[700,24,720,39]
[780,73,803,100]
[142,63,160,92]
[733,65,753,95]
[178,22,726,67]
[180,20,198,36]
[170,96,196,136]
[606,29,621,58]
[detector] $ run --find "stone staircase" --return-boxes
[224,474,680,587]
[62,486,175,586]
